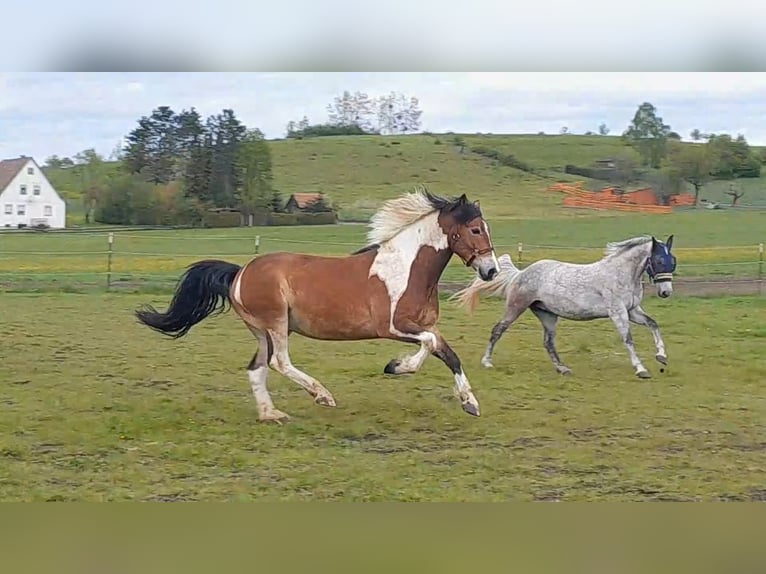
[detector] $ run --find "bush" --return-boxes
[296,212,337,225]
[266,212,337,226]
[202,211,241,228]
[267,213,300,226]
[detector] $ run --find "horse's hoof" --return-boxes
[636,370,652,379]
[462,402,480,417]
[315,394,336,407]
[259,410,291,424]
[655,354,668,365]
[557,366,572,376]
[481,359,494,369]
[383,359,401,374]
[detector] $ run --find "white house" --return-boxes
[0,156,66,229]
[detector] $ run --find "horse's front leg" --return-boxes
[384,342,430,375]
[628,306,667,366]
[425,331,480,416]
[608,306,651,379]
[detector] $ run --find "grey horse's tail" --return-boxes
[451,253,520,314]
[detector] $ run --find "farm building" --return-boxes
[0,156,66,229]
[285,193,328,213]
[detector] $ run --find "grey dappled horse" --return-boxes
[452,235,677,379]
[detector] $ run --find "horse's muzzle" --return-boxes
[481,267,498,281]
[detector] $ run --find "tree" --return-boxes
[203,109,247,208]
[376,92,422,135]
[622,102,673,168]
[560,126,569,135]
[44,155,75,169]
[122,105,181,183]
[667,142,717,206]
[326,91,375,132]
[707,133,762,179]
[690,128,703,141]
[237,128,274,215]
[726,183,745,206]
[608,155,639,190]
[647,166,683,205]
[598,123,610,136]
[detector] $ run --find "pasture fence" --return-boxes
[0,230,763,296]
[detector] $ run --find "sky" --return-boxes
[2,72,766,162]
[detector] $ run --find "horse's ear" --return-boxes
[666,234,674,250]
[473,200,481,209]
[458,193,468,204]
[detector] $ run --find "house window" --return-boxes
[44,205,53,217]
[17,204,25,215]
[20,184,27,195]
[33,185,41,196]
[27,167,34,175]
[4,204,11,215]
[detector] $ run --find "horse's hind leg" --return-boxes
[530,306,571,375]
[608,307,650,379]
[481,301,528,368]
[628,306,667,365]
[268,328,337,408]
[245,327,291,423]
[384,342,429,375]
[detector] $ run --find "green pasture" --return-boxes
[1,208,764,293]
[1,293,763,501]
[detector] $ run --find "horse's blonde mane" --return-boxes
[367,185,439,245]
[604,235,652,257]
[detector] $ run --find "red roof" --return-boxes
[0,157,30,192]
[289,193,324,208]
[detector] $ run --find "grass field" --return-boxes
[1,292,764,501]
[3,133,763,502]
[1,209,764,293]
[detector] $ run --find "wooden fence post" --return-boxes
[255,235,261,255]
[517,242,523,262]
[759,243,764,296]
[107,232,114,291]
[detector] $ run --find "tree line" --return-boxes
[43,89,423,226]
[563,102,763,205]
[285,90,422,138]
[46,106,282,226]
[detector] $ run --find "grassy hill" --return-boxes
[269,134,766,220]
[45,133,766,227]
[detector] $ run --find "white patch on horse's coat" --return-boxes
[248,365,277,418]
[369,210,448,338]
[453,369,479,412]
[231,262,249,307]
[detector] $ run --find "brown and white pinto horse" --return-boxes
[135,188,499,422]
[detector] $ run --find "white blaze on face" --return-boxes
[369,211,448,338]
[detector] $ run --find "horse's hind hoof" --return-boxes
[636,370,652,379]
[557,366,572,376]
[655,354,668,365]
[383,359,401,374]
[481,359,494,369]
[462,402,480,417]
[259,410,291,424]
[315,394,336,407]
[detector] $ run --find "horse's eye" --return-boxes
[471,228,481,235]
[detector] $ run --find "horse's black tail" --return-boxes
[135,259,242,339]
